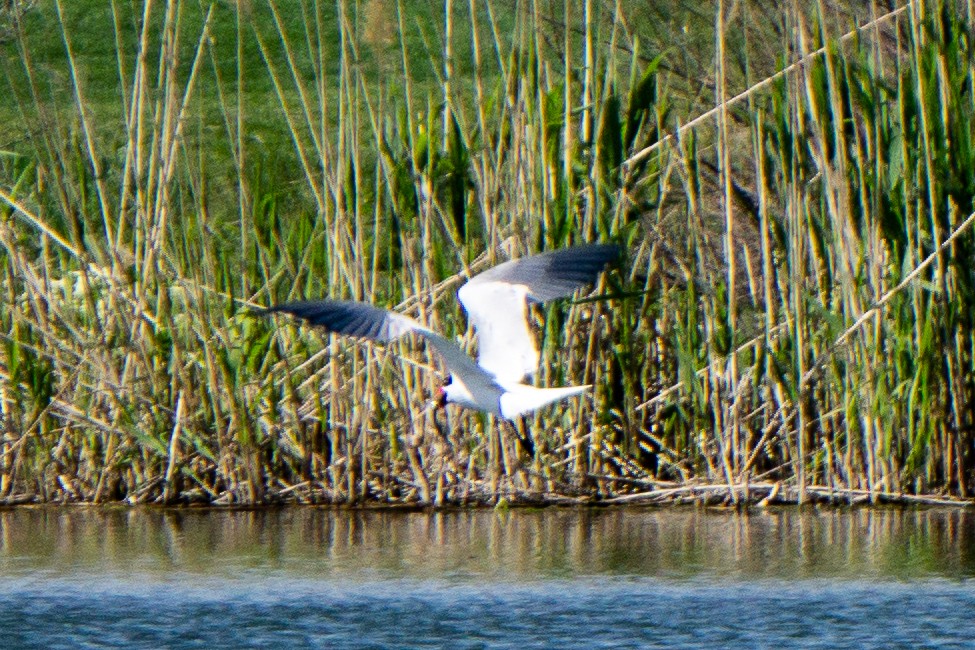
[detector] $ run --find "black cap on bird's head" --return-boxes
[432,379,451,409]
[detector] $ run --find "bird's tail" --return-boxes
[499,384,590,419]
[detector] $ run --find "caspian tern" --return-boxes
[261,244,620,419]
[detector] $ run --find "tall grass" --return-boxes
[0,0,972,505]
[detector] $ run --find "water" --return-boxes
[1,507,974,649]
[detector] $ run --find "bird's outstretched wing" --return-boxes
[259,299,500,399]
[259,300,416,342]
[457,244,620,384]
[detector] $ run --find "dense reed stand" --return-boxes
[0,1,973,505]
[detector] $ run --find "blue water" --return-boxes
[2,576,974,649]
[1,508,973,648]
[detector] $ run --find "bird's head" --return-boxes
[432,382,449,410]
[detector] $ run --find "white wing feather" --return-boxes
[457,281,537,385]
[457,244,619,384]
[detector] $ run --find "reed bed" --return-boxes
[0,0,973,506]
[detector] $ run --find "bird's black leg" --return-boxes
[505,416,535,458]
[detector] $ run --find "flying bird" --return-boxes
[261,244,620,419]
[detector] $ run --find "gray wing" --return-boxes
[258,300,418,342]
[261,299,501,394]
[457,244,620,383]
[413,329,505,407]
[465,244,621,302]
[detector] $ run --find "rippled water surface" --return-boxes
[1,507,974,648]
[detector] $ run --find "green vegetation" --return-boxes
[0,0,973,505]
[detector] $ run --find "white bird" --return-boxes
[261,244,620,419]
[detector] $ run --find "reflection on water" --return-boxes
[1,506,974,581]
[1,507,974,649]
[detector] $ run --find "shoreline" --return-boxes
[1,482,970,509]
